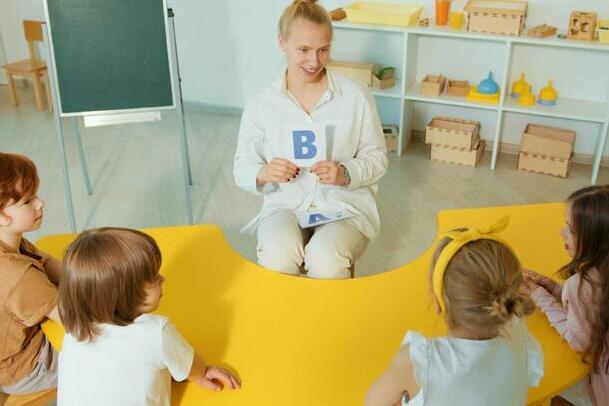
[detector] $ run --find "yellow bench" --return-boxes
[39,202,587,405]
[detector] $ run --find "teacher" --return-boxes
[233,0,388,279]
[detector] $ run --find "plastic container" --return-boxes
[436,0,451,26]
[449,11,465,29]
[343,2,424,27]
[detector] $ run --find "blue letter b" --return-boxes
[293,130,317,159]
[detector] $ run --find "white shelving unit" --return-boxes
[333,21,609,184]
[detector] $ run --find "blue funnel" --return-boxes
[478,71,499,95]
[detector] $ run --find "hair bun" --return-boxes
[489,292,534,323]
[293,0,318,4]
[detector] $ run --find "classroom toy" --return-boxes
[343,2,423,27]
[465,0,528,36]
[420,74,446,96]
[517,87,536,106]
[527,24,557,38]
[467,71,500,104]
[447,79,469,97]
[435,0,450,26]
[537,79,558,106]
[568,11,597,41]
[510,72,530,98]
[425,116,480,149]
[449,11,465,30]
[330,8,346,21]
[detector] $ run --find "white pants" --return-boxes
[256,211,368,279]
[559,375,594,406]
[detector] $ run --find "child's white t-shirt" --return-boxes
[58,314,194,406]
[403,317,544,406]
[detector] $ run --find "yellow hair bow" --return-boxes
[432,216,510,312]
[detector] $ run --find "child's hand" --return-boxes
[521,278,541,295]
[523,268,557,292]
[195,366,241,392]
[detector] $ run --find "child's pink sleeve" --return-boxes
[530,276,592,352]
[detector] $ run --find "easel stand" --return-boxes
[42,8,193,233]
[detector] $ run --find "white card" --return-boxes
[281,124,327,167]
[295,207,354,229]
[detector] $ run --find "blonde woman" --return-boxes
[233,0,388,279]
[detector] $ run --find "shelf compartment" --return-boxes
[405,83,498,111]
[371,79,403,99]
[502,96,608,123]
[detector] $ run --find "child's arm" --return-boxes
[523,268,562,299]
[530,278,591,352]
[40,253,63,286]
[188,354,241,391]
[365,345,419,406]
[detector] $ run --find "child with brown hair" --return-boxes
[525,185,609,406]
[366,219,543,405]
[0,152,63,395]
[57,227,240,405]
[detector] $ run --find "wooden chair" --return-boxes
[2,20,52,111]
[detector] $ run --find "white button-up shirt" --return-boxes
[233,71,388,240]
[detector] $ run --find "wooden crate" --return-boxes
[425,116,480,149]
[420,74,446,96]
[465,0,528,36]
[447,79,470,97]
[520,123,575,160]
[518,152,572,178]
[383,124,398,153]
[430,140,485,167]
[327,60,378,87]
[373,75,396,90]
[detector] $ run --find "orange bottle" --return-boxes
[435,0,451,26]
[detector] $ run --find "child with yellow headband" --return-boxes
[366,219,544,406]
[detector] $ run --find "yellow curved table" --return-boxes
[40,202,587,405]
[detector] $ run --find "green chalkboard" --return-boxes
[45,0,174,115]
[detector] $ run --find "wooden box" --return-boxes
[568,11,597,41]
[373,75,396,90]
[425,116,480,149]
[383,124,398,153]
[447,80,470,97]
[430,140,485,167]
[465,0,528,36]
[421,75,446,96]
[520,123,575,160]
[327,60,378,87]
[518,152,572,178]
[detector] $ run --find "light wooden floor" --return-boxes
[1,85,608,276]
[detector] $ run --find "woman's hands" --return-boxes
[256,159,349,186]
[311,160,348,186]
[257,158,299,185]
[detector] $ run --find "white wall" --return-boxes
[2,0,608,154]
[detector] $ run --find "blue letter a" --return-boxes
[293,130,317,159]
[308,213,330,225]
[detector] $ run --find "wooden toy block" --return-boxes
[518,152,572,178]
[465,0,528,36]
[430,140,485,167]
[447,79,470,97]
[520,123,576,160]
[327,60,379,87]
[425,116,480,149]
[419,18,430,27]
[373,74,396,90]
[568,11,597,41]
[420,74,446,96]
[527,24,557,38]
[330,8,346,21]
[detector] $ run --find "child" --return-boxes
[366,219,543,405]
[0,152,63,395]
[524,185,609,406]
[57,227,240,405]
